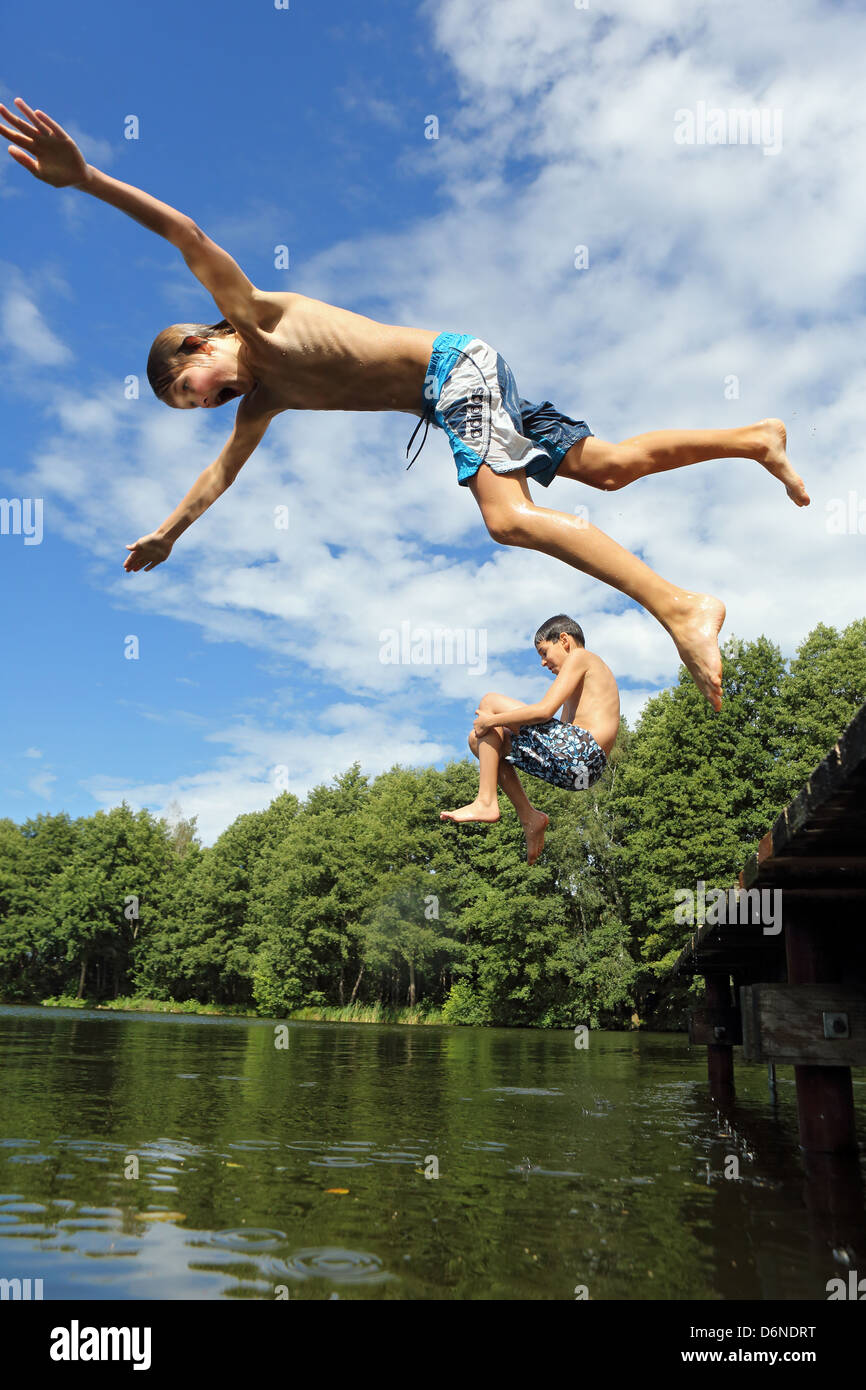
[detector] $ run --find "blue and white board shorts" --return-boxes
[505,720,607,792]
[410,332,593,487]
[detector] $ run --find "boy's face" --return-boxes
[167,339,249,409]
[536,635,569,673]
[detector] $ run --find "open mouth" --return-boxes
[215,386,238,406]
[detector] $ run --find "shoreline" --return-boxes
[0,995,445,1025]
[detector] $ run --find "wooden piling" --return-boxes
[703,972,735,1101]
[785,906,857,1155]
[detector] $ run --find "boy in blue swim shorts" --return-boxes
[404,333,594,490]
[440,615,620,865]
[4,97,809,714]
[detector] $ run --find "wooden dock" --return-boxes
[673,698,866,1157]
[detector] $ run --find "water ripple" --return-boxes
[486,1087,563,1097]
[267,1247,394,1285]
[309,1156,373,1168]
[227,1140,281,1152]
[208,1228,287,1253]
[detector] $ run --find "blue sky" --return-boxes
[2,0,865,842]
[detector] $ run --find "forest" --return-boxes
[1,621,864,1028]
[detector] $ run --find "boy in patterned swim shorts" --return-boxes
[441,615,620,864]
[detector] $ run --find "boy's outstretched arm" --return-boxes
[474,650,588,734]
[124,402,274,572]
[0,98,259,327]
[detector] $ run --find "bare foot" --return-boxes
[521,810,549,865]
[440,799,500,825]
[755,418,810,506]
[665,592,726,711]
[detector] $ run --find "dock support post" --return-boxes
[785,908,857,1155]
[704,972,735,1102]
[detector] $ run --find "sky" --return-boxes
[1,0,865,844]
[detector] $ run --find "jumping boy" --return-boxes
[2,97,811,711]
[441,616,619,864]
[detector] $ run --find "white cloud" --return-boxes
[1,283,71,365]
[336,79,403,131]
[27,768,56,800]
[83,701,455,845]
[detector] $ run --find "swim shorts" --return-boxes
[405,332,593,487]
[504,720,607,792]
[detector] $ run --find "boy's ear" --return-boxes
[179,334,209,354]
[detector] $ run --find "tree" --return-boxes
[360,867,453,1007]
[769,619,866,804]
[613,636,788,978]
[138,793,300,1004]
[46,803,176,998]
[252,770,373,1013]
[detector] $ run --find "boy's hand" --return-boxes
[473,710,494,737]
[124,534,173,573]
[0,98,88,188]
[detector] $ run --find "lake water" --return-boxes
[1,1003,864,1301]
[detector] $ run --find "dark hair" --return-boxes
[534,614,585,648]
[146,319,235,402]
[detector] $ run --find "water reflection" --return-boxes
[1,1003,864,1299]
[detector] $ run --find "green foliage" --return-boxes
[612,635,788,976]
[286,1002,443,1025]
[39,995,257,1015]
[769,619,866,803]
[135,793,298,1005]
[441,980,493,1026]
[2,620,863,1026]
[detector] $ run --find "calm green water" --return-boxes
[1,1004,863,1300]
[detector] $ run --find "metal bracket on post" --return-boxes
[823,1012,850,1039]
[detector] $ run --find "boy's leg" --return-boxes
[493,756,549,865]
[440,693,550,863]
[557,420,809,506]
[439,728,503,824]
[468,468,726,709]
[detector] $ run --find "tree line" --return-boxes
[1,620,863,1027]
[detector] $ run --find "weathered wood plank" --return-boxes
[740,984,866,1065]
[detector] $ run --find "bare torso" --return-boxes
[237,291,438,419]
[560,649,621,757]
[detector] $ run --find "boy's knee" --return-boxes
[482,503,533,546]
[603,443,643,489]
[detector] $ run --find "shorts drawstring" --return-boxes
[405,404,434,470]
[404,342,479,471]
